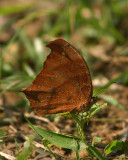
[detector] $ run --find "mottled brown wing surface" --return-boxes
[22,39,93,116]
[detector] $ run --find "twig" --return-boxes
[0,152,16,160]
[20,132,45,149]
[91,118,128,122]
[25,112,60,132]
[9,125,46,150]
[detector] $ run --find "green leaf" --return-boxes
[32,125,87,152]
[87,145,106,160]
[105,140,123,155]
[92,137,102,146]
[123,142,128,155]
[31,125,106,159]
[83,103,107,118]
[26,117,106,159]
[16,134,35,160]
[93,137,102,143]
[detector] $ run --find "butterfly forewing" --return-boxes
[22,39,93,116]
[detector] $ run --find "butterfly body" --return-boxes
[22,39,93,116]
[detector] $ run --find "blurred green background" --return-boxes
[1,0,128,103]
[0,0,128,159]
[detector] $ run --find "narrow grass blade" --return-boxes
[0,27,23,81]
[83,103,107,118]
[93,71,128,95]
[99,95,125,110]
[87,145,106,160]
[16,134,35,160]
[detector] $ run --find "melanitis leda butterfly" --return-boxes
[22,39,95,116]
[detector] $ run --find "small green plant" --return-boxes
[26,103,107,160]
[105,140,128,159]
[16,134,35,160]
[25,100,128,159]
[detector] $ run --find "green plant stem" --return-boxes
[72,114,86,141]
[41,139,58,160]
[75,150,80,160]
[79,125,86,141]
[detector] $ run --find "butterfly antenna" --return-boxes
[93,89,105,97]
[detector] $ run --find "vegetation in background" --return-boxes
[0,0,128,159]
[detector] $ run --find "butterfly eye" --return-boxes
[67,97,71,101]
[61,52,66,56]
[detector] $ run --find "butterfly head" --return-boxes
[88,96,97,109]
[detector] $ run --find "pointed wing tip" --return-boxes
[21,88,27,93]
[46,38,67,49]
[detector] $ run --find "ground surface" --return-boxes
[0,0,128,159]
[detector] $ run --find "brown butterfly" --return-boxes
[22,39,95,116]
